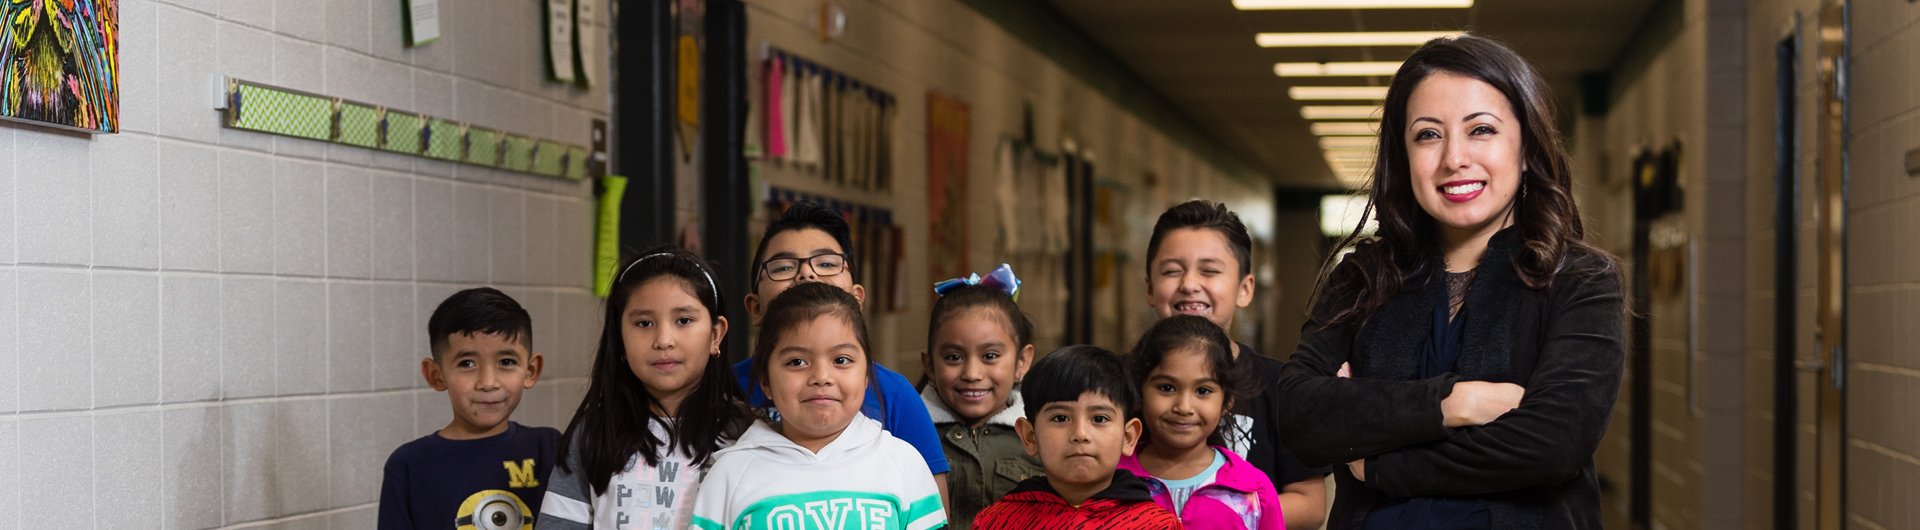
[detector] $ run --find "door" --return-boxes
[1810,2,1848,529]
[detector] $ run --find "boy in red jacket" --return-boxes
[972,346,1184,530]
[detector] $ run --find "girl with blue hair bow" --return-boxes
[919,264,1046,529]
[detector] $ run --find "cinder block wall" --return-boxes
[1833,2,1920,529]
[0,0,609,527]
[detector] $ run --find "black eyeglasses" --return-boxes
[761,253,850,282]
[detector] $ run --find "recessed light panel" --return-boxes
[1275,62,1403,77]
[1311,122,1380,136]
[1288,86,1391,100]
[1301,106,1384,120]
[1256,31,1459,47]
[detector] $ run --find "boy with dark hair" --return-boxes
[973,346,1183,530]
[1145,199,1330,529]
[728,201,953,496]
[379,287,558,530]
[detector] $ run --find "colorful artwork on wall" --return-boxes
[0,0,118,133]
[927,91,971,282]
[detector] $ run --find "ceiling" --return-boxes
[1043,0,1661,188]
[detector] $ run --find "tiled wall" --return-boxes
[0,0,609,527]
[1834,2,1920,529]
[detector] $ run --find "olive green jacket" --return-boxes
[920,386,1045,530]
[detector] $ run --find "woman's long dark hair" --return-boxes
[1128,315,1254,449]
[748,281,885,421]
[1316,34,1618,326]
[557,246,752,495]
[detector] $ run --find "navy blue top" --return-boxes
[378,422,562,530]
[731,358,952,474]
[1364,276,1491,530]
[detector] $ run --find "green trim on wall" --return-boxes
[958,0,1272,185]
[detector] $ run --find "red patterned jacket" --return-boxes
[972,469,1185,530]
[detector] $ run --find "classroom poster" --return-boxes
[927,91,971,282]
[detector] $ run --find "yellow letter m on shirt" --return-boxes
[504,459,540,488]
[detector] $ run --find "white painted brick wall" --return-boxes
[0,0,610,527]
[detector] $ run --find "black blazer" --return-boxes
[1276,227,1625,530]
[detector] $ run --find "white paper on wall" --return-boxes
[574,0,600,86]
[408,0,441,45]
[548,0,577,82]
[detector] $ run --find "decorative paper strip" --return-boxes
[593,175,630,298]
[221,78,588,180]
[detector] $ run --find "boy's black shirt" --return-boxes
[378,422,561,530]
[1233,342,1335,488]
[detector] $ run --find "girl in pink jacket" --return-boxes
[1119,316,1286,530]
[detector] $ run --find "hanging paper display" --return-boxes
[545,0,576,82]
[573,0,600,86]
[405,0,441,46]
[0,0,118,133]
[675,0,701,159]
[927,90,971,282]
[756,47,896,192]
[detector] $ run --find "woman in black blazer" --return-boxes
[1275,35,1625,530]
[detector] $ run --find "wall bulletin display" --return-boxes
[927,91,970,283]
[220,78,590,180]
[404,0,440,46]
[755,47,898,192]
[763,187,907,313]
[545,0,576,82]
[994,137,1069,348]
[0,0,118,133]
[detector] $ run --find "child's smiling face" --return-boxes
[1016,392,1143,490]
[923,309,1032,427]
[765,313,870,453]
[425,331,542,439]
[1146,228,1254,332]
[1140,347,1229,451]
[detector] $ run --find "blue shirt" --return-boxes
[731,359,951,474]
[378,422,561,530]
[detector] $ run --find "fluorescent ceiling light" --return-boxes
[1289,86,1390,100]
[1257,31,1459,48]
[1312,122,1379,136]
[1237,0,1472,9]
[1320,136,1376,149]
[1275,62,1403,77]
[1302,106,1384,120]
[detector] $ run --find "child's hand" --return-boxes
[1348,459,1365,481]
[1336,362,1351,378]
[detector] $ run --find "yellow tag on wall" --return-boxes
[677,34,700,126]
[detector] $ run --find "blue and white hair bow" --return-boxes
[933,263,1022,301]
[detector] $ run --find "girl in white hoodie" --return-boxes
[690,282,948,530]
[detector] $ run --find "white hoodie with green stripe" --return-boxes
[690,414,947,530]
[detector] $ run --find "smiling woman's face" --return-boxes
[1404,71,1525,237]
[764,314,869,453]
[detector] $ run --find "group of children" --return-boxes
[379,199,1318,530]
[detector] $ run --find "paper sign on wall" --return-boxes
[405,0,441,46]
[546,0,577,82]
[574,0,600,87]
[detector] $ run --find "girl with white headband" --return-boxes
[539,246,754,530]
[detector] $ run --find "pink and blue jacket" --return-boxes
[1118,446,1286,530]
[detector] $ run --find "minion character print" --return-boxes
[455,489,533,530]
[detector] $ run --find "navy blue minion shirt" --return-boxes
[378,422,561,530]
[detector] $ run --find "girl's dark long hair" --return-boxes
[748,281,885,421]
[557,246,752,495]
[1128,315,1254,448]
[1315,34,1619,326]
